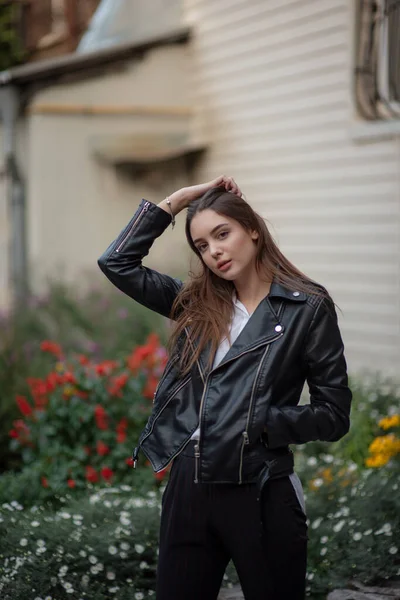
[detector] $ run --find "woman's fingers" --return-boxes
[225,176,242,197]
[204,175,243,197]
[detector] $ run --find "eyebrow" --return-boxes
[193,223,229,245]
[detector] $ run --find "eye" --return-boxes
[218,231,229,239]
[197,243,207,253]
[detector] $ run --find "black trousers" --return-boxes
[156,439,308,600]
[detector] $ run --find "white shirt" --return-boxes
[190,293,251,441]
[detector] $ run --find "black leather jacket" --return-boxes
[98,199,352,484]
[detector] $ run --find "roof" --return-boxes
[0,27,190,88]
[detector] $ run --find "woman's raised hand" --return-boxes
[167,175,242,213]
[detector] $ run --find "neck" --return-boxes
[234,265,272,313]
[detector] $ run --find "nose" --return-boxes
[209,243,222,259]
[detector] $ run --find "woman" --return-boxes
[98,175,352,600]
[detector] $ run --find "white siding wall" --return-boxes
[184,0,400,377]
[25,45,193,296]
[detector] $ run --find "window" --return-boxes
[355,0,400,120]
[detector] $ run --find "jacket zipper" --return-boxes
[132,374,191,467]
[238,302,285,483]
[116,201,150,253]
[194,378,209,483]
[238,344,272,484]
[152,352,180,403]
[194,331,284,483]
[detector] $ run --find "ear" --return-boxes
[250,229,259,241]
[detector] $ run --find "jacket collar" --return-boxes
[268,279,307,302]
[194,279,306,378]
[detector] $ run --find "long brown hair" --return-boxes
[168,186,331,377]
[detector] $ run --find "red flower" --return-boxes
[101,466,114,482]
[63,371,76,384]
[126,335,160,373]
[154,469,167,481]
[78,354,90,365]
[34,397,48,410]
[108,373,129,397]
[45,374,58,393]
[67,479,76,488]
[41,476,49,488]
[125,457,134,467]
[94,360,118,377]
[96,441,110,456]
[28,378,48,396]
[9,429,19,438]
[143,375,158,400]
[27,378,49,408]
[16,395,33,417]
[126,348,144,373]
[40,340,63,357]
[117,431,126,443]
[94,405,109,430]
[85,466,99,483]
[116,417,128,432]
[116,417,128,443]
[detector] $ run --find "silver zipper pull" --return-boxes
[242,431,250,445]
[132,447,139,469]
[194,443,200,457]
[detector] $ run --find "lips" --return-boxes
[217,260,232,271]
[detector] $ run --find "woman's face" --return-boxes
[190,209,259,281]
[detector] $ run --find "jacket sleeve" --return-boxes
[264,296,352,449]
[97,199,183,319]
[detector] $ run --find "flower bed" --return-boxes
[5,334,171,505]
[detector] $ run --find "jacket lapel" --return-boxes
[192,279,307,378]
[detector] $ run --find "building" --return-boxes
[0,0,399,377]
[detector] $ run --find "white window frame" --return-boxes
[350,0,400,141]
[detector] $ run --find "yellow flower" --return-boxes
[63,385,76,397]
[321,467,333,483]
[365,454,390,468]
[55,362,65,373]
[369,434,400,456]
[379,415,400,430]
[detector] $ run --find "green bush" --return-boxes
[0,279,166,472]
[294,398,400,598]
[5,334,171,505]
[294,373,400,469]
[304,459,400,597]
